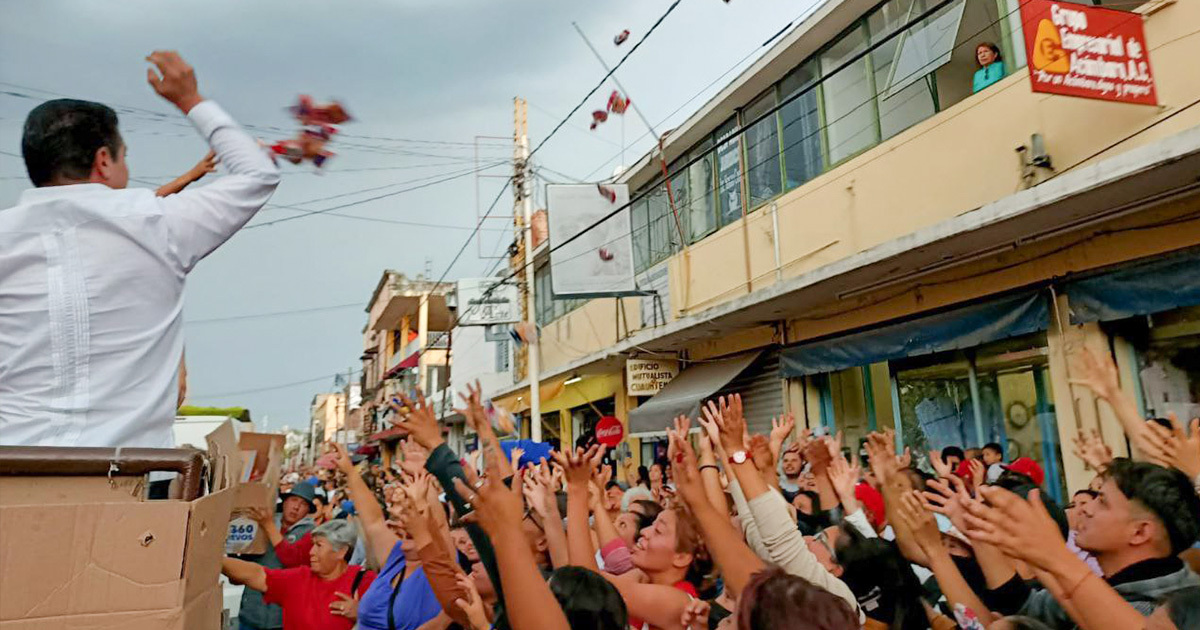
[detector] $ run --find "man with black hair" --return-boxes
[0,51,279,449]
[942,446,966,472]
[986,459,1200,628]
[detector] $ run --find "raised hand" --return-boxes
[923,475,972,533]
[510,446,525,469]
[1162,415,1200,479]
[145,50,203,113]
[330,441,355,474]
[391,389,444,450]
[827,453,861,514]
[453,455,525,540]
[1072,429,1114,473]
[896,446,912,470]
[929,449,954,479]
[896,491,943,556]
[399,438,430,476]
[679,598,711,630]
[962,486,1069,569]
[704,395,747,455]
[769,414,795,460]
[551,445,603,489]
[967,459,986,493]
[749,434,774,472]
[1069,347,1122,401]
[667,423,706,509]
[454,572,491,630]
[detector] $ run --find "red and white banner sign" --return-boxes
[1019,0,1156,105]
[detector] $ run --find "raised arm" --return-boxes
[156,150,217,197]
[454,457,570,630]
[146,51,279,272]
[893,491,993,621]
[393,388,508,624]
[398,473,470,628]
[524,463,570,569]
[965,486,1146,630]
[330,442,398,569]
[555,445,602,572]
[668,418,764,598]
[222,557,268,593]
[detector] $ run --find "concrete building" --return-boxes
[491,0,1200,500]
[309,392,346,458]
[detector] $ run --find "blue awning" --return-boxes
[1065,248,1200,324]
[781,291,1049,378]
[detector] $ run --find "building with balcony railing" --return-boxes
[490,0,1200,499]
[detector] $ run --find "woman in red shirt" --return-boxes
[223,519,376,630]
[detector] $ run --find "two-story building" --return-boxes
[490,0,1200,500]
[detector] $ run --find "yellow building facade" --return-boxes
[495,0,1200,501]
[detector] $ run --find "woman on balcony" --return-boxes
[973,42,1006,93]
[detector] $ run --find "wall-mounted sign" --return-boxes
[1019,0,1156,105]
[457,278,521,326]
[595,416,625,448]
[626,359,680,397]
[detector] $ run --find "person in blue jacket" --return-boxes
[973,42,1006,93]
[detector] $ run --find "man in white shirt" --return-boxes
[0,51,279,449]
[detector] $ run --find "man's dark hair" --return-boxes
[941,446,965,461]
[548,566,628,630]
[982,442,1003,455]
[1106,459,1200,555]
[1072,489,1099,500]
[22,99,122,186]
[630,499,663,532]
[605,480,621,492]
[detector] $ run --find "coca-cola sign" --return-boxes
[595,416,624,448]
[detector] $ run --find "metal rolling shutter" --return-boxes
[714,348,784,436]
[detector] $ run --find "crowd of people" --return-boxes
[224,350,1200,630]
[2,49,1198,630]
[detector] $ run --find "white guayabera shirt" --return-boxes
[0,101,279,448]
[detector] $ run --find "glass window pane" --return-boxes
[820,24,879,164]
[869,0,938,140]
[670,158,691,243]
[1128,305,1200,420]
[780,63,823,190]
[714,118,743,226]
[631,196,651,273]
[894,333,1066,500]
[687,141,716,243]
[743,90,782,209]
[647,183,674,265]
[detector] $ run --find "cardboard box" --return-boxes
[226,432,285,556]
[0,422,237,629]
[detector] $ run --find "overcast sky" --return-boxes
[0,0,818,431]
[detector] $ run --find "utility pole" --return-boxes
[513,97,541,442]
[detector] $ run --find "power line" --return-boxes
[187,302,362,325]
[244,161,506,229]
[193,369,362,399]
[525,0,684,161]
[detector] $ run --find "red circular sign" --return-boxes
[595,416,624,448]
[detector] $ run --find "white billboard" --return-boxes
[456,278,521,326]
[546,184,636,297]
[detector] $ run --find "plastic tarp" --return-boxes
[780,291,1048,378]
[628,351,762,436]
[1066,249,1200,324]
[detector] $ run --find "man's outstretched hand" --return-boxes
[146,50,203,114]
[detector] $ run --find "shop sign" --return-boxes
[595,416,625,448]
[626,358,680,397]
[1019,0,1156,105]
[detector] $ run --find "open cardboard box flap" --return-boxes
[0,421,237,625]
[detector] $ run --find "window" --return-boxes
[743,90,782,209]
[670,158,691,241]
[631,197,651,274]
[870,0,939,140]
[780,62,823,190]
[714,118,744,227]
[893,332,1066,501]
[495,337,510,373]
[821,23,878,165]
[1110,305,1200,420]
[686,140,717,243]
[647,183,678,264]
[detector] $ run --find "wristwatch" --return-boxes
[728,450,749,465]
